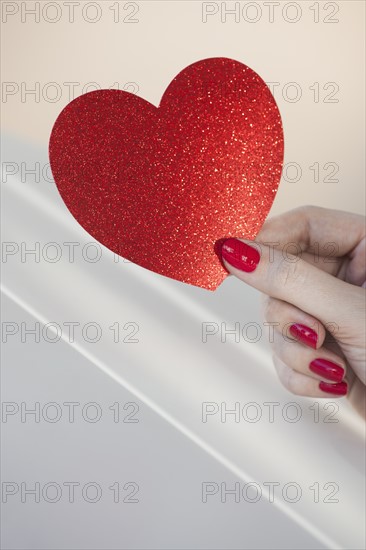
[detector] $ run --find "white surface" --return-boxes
[1,136,365,549]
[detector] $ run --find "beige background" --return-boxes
[2,4,366,549]
[2,0,365,215]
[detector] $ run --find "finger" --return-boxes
[262,295,327,349]
[221,237,361,326]
[347,236,366,286]
[273,355,348,398]
[347,374,366,418]
[257,206,365,258]
[258,208,366,284]
[271,334,346,383]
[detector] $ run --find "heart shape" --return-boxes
[49,57,284,290]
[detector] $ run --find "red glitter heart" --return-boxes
[49,58,284,290]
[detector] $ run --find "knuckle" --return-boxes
[274,355,301,395]
[293,204,318,217]
[285,369,302,395]
[262,295,273,320]
[274,256,307,290]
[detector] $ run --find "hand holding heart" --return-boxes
[49,61,365,411]
[49,57,283,290]
[222,206,366,414]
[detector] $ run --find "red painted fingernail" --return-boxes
[221,238,260,273]
[289,323,318,349]
[310,358,345,383]
[319,381,348,396]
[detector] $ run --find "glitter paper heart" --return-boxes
[49,57,284,290]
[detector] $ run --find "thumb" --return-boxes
[220,237,359,327]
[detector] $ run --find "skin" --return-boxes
[221,206,366,418]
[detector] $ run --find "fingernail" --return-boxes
[289,323,318,349]
[221,238,260,273]
[319,381,348,396]
[310,358,345,383]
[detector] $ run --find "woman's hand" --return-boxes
[220,206,366,417]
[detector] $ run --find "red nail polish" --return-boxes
[310,359,345,382]
[221,238,260,273]
[319,381,348,396]
[289,323,318,349]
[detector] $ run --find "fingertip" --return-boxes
[221,238,260,274]
[289,323,318,349]
[319,380,348,397]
